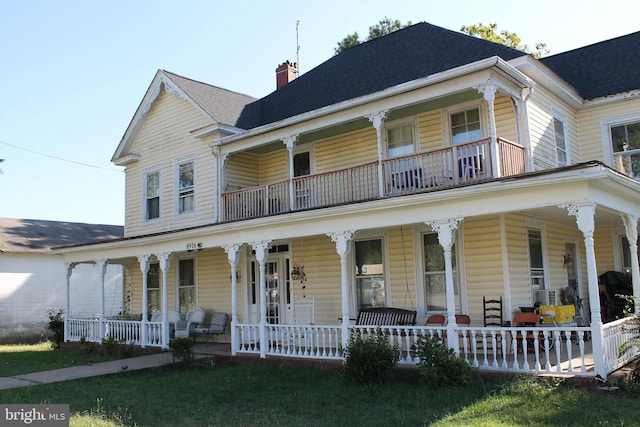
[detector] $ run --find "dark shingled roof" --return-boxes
[236,22,527,129]
[541,31,640,100]
[0,218,124,253]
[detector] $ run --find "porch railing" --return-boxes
[221,138,525,222]
[66,317,163,348]
[603,317,640,373]
[232,322,595,377]
[613,151,640,180]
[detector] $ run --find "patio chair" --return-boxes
[510,312,541,354]
[174,307,205,338]
[193,312,230,342]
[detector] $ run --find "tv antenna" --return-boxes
[296,20,300,75]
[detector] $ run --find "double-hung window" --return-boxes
[553,114,569,167]
[385,120,418,190]
[354,238,386,309]
[386,121,415,158]
[145,170,160,221]
[178,258,196,313]
[610,120,640,179]
[422,232,460,312]
[147,263,160,313]
[177,159,195,214]
[451,108,481,145]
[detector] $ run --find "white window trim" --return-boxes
[383,117,419,159]
[292,142,316,175]
[143,166,162,223]
[349,230,390,314]
[600,111,640,166]
[552,109,570,167]
[174,155,197,217]
[441,100,487,147]
[525,219,550,299]
[174,256,197,312]
[413,224,467,321]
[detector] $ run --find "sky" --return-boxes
[1,0,638,226]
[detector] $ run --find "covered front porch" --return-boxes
[60,164,640,381]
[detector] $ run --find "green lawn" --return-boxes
[0,342,131,376]
[1,344,639,426]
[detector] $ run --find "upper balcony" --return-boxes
[221,137,524,222]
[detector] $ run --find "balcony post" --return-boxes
[224,244,242,356]
[427,218,464,353]
[367,111,388,197]
[623,214,640,313]
[561,203,607,379]
[328,231,356,351]
[475,79,501,177]
[137,254,151,348]
[252,241,271,359]
[283,135,298,210]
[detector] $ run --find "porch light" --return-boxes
[563,253,574,267]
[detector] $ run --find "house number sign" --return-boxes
[186,242,203,250]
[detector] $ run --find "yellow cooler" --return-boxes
[539,305,576,325]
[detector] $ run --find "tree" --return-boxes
[0,158,4,174]
[335,17,412,54]
[460,23,549,58]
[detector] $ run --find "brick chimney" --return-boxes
[276,60,297,89]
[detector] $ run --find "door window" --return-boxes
[178,258,195,313]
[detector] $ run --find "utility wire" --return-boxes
[0,140,123,173]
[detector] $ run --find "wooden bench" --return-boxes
[355,307,417,326]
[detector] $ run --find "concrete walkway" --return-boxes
[0,343,240,391]
[0,352,176,390]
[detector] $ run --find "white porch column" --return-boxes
[622,214,640,313]
[224,244,242,356]
[64,262,77,342]
[367,111,388,198]
[283,135,298,210]
[157,252,172,349]
[562,203,606,378]
[328,230,356,350]
[211,145,221,223]
[252,241,271,359]
[137,254,151,348]
[96,259,107,339]
[427,218,463,352]
[475,79,500,177]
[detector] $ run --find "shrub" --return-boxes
[79,336,95,353]
[169,338,195,365]
[46,308,65,350]
[342,328,401,385]
[412,335,474,387]
[101,336,120,356]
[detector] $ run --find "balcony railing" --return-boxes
[221,138,524,222]
[614,151,640,180]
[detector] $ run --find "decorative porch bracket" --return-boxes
[622,214,640,314]
[283,134,299,210]
[137,254,151,348]
[366,111,388,198]
[157,252,172,349]
[251,240,272,359]
[327,230,357,350]
[560,202,607,379]
[474,79,500,178]
[64,262,78,343]
[426,218,464,353]
[224,244,242,356]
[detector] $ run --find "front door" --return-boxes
[248,256,292,324]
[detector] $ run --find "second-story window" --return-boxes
[386,122,415,158]
[553,115,569,167]
[451,108,481,145]
[145,170,160,221]
[610,121,640,178]
[177,160,195,214]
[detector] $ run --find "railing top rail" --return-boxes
[292,160,378,182]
